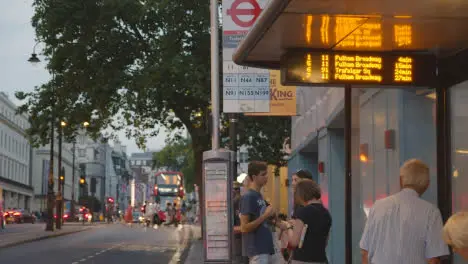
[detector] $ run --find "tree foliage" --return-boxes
[238,116,290,171]
[17,0,290,186]
[152,138,195,192]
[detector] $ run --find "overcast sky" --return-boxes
[0,0,170,154]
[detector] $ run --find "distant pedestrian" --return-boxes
[124,204,133,227]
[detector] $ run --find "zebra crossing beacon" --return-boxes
[232,0,468,264]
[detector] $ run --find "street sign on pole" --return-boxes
[202,150,234,263]
[222,0,271,113]
[226,0,262,28]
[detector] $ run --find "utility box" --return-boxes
[202,149,234,263]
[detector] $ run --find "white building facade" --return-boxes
[31,142,80,213]
[0,92,33,210]
[75,132,107,208]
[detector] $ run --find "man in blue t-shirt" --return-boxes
[240,161,277,264]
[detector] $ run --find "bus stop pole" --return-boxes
[210,0,220,151]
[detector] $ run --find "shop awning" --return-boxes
[233,0,468,69]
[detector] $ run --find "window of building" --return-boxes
[78,149,86,157]
[79,135,85,145]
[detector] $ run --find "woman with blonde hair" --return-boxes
[279,179,331,263]
[443,211,468,260]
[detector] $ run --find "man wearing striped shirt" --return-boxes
[360,159,449,264]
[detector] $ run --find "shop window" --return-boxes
[351,88,437,263]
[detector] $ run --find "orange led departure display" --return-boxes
[281,51,436,87]
[335,17,382,48]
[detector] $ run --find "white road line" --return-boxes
[169,226,191,264]
[72,242,125,263]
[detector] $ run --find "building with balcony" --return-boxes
[129,151,156,184]
[75,132,108,208]
[110,140,131,210]
[0,92,33,210]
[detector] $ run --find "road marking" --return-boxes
[71,242,126,263]
[169,226,192,264]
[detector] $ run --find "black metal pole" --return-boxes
[436,85,453,264]
[45,111,55,231]
[56,125,63,229]
[61,167,65,223]
[71,141,76,220]
[229,113,238,180]
[344,85,352,264]
[229,113,239,263]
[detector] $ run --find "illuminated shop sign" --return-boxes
[281,50,436,87]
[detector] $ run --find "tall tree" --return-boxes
[17,0,290,192]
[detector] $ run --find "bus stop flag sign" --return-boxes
[226,0,262,28]
[222,0,271,113]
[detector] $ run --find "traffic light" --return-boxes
[79,176,86,186]
[59,167,65,184]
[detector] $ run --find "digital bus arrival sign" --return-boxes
[281,51,437,87]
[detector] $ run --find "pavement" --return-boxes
[0,222,197,264]
[183,226,203,264]
[0,222,94,249]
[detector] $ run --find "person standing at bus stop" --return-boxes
[240,161,278,264]
[360,159,449,264]
[290,169,313,217]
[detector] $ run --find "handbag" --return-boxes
[285,224,308,264]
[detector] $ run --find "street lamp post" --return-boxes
[28,43,55,231]
[71,141,76,220]
[56,120,66,229]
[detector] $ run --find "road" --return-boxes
[0,223,192,264]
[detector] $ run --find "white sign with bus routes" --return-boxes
[222,0,271,113]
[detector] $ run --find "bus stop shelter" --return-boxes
[232,0,468,263]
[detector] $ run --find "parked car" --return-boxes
[4,210,16,224]
[11,210,36,224]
